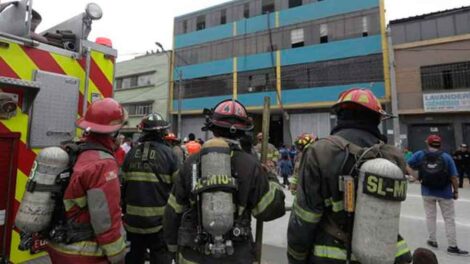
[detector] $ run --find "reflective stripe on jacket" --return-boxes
[48,134,126,264]
[163,138,285,263]
[122,140,179,234]
[287,128,412,264]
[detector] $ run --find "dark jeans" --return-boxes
[282,173,289,186]
[126,231,172,264]
[458,166,470,187]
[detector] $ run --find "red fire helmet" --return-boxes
[76,98,127,134]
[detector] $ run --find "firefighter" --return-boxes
[254,132,280,172]
[287,88,412,264]
[290,133,316,195]
[163,99,285,264]
[121,113,179,264]
[165,132,186,166]
[46,98,127,264]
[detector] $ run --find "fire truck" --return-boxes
[0,1,117,263]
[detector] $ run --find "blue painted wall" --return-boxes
[173,92,277,111]
[176,35,382,80]
[236,13,276,35]
[175,23,233,49]
[174,82,385,111]
[176,58,233,80]
[174,0,379,49]
[280,0,379,27]
[237,52,275,72]
[281,35,382,66]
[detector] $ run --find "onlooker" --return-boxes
[278,153,292,187]
[453,144,470,188]
[404,147,413,162]
[184,133,202,155]
[197,138,205,145]
[412,248,438,264]
[253,132,280,173]
[114,142,126,166]
[407,135,468,256]
[121,137,132,153]
[279,144,289,158]
[288,145,297,167]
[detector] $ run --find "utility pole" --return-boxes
[255,96,271,264]
[387,28,401,148]
[177,71,183,139]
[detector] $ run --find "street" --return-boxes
[25,181,470,264]
[260,182,470,264]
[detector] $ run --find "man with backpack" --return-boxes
[46,98,128,264]
[287,88,412,264]
[163,99,285,263]
[121,113,179,263]
[407,135,468,256]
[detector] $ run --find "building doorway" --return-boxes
[408,124,455,153]
[270,114,283,147]
[462,124,470,146]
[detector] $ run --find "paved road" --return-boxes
[259,181,470,264]
[28,182,470,264]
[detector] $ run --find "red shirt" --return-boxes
[185,140,202,155]
[114,147,126,166]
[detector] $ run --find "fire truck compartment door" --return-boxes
[29,70,80,148]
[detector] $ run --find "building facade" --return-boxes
[172,0,390,145]
[115,52,170,136]
[391,7,470,153]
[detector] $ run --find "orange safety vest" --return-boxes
[185,141,202,155]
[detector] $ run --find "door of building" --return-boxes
[0,133,20,262]
[270,114,283,148]
[408,124,455,153]
[462,124,470,146]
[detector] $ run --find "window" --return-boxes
[174,74,233,99]
[421,61,470,91]
[196,15,206,31]
[221,9,227,25]
[115,72,156,90]
[137,73,156,87]
[291,28,304,48]
[243,3,250,18]
[238,68,276,94]
[182,20,188,34]
[262,0,275,14]
[289,0,302,8]
[124,102,153,116]
[362,16,369,37]
[320,24,328,43]
[115,78,122,90]
[281,54,384,90]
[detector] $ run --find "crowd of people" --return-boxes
[38,88,470,264]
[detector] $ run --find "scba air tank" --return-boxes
[15,147,69,233]
[200,138,236,255]
[352,158,407,264]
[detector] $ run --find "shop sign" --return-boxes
[423,91,470,112]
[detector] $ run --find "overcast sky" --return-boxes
[28,0,470,61]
